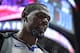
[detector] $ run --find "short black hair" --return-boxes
[21,3,49,19]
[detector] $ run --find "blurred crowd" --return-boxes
[0,0,34,6]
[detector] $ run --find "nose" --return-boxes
[41,18,49,25]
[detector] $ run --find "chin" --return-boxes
[39,32,44,37]
[41,32,44,35]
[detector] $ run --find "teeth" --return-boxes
[41,33,44,36]
[38,25,47,33]
[40,26,44,32]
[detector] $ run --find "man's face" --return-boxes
[26,11,50,36]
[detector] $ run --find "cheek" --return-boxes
[29,22,37,30]
[33,19,40,25]
[30,18,41,29]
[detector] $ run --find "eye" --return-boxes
[46,16,50,21]
[35,12,50,21]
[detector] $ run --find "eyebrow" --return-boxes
[36,12,50,19]
[36,12,49,16]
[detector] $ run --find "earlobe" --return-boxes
[25,20,27,24]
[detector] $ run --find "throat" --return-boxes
[19,32,37,46]
[18,27,37,46]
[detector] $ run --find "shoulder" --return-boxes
[0,37,13,53]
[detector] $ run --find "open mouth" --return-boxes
[38,26,46,33]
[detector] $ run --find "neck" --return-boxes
[18,27,37,46]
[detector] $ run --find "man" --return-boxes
[0,3,50,53]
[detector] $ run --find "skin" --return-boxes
[18,11,50,47]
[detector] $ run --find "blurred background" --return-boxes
[0,0,80,53]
